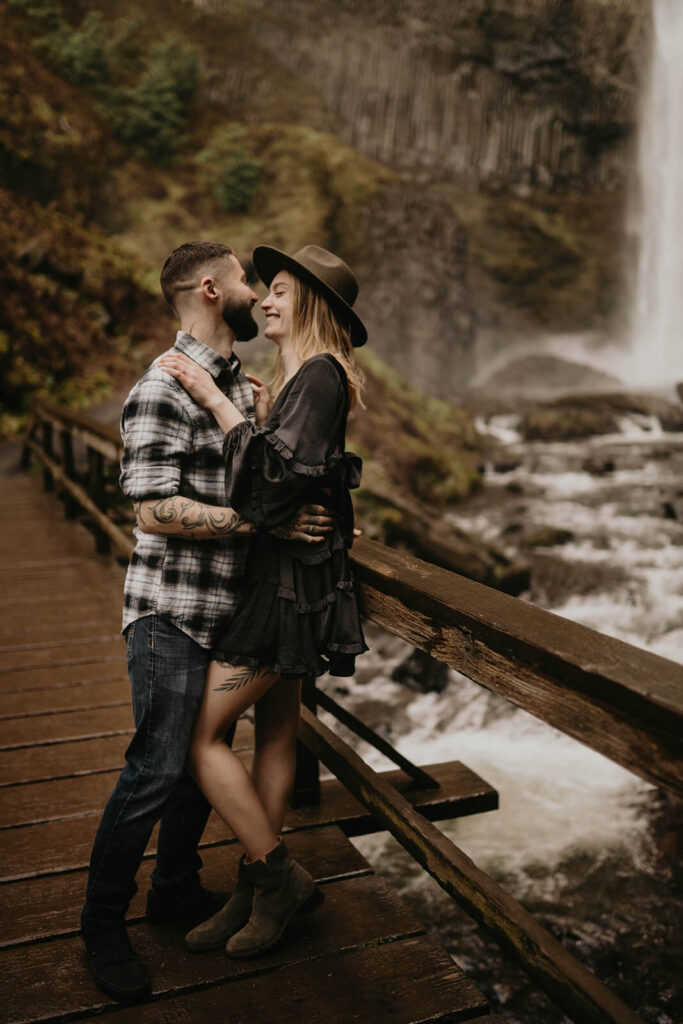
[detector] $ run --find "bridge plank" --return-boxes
[0,637,124,673]
[0,719,250,787]
[353,536,683,796]
[2,874,424,1024]
[76,936,489,1024]
[0,660,127,694]
[0,826,370,948]
[0,590,123,619]
[0,566,126,595]
[0,761,497,878]
[0,620,122,646]
[0,679,130,719]
[0,723,253,827]
[0,734,129,787]
[0,705,134,749]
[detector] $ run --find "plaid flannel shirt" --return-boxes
[120,331,255,649]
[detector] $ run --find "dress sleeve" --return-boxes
[223,356,346,528]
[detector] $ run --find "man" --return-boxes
[80,241,332,1003]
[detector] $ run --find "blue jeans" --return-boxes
[82,615,234,927]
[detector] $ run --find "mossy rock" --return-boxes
[520,406,618,441]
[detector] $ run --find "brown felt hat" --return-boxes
[252,244,367,347]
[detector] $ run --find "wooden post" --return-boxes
[60,429,77,518]
[291,673,321,807]
[41,420,54,491]
[87,447,110,554]
[19,414,36,470]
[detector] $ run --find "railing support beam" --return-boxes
[299,706,644,1024]
[41,421,54,492]
[60,429,78,518]
[87,447,111,554]
[291,673,321,807]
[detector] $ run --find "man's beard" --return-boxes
[222,297,259,341]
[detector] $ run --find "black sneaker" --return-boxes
[145,884,227,928]
[81,922,151,1004]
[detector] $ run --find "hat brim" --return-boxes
[252,245,367,347]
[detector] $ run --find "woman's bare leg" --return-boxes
[188,661,282,863]
[252,677,302,835]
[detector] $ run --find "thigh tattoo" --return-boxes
[213,662,270,693]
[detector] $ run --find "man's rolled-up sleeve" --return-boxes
[119,379,191,501]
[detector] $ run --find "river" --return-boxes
[323,411,682,1024]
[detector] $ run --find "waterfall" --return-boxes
[629,0,683,387]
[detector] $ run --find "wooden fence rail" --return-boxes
[352,539,683,798]
[21,399,683,1024]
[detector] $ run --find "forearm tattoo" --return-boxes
[134,498,256,538]
[213,662,270,692]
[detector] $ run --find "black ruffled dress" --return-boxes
[213,353,368,678]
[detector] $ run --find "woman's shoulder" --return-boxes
[297,353,347,390]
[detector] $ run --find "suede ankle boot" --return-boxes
[184,855,253,952]
[225,838,323,958]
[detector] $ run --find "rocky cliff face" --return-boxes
[353,183,476,395]
[249,0,648,192]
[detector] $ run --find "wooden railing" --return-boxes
[21,401,683,1024]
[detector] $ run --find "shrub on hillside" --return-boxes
[113,37,198,164]
[39,10,112,89]
[197,125,262,212]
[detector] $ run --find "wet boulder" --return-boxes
[582,453,616,475]
[391,648,449,694]
[661,493,683,522]
[521,406,617,441]
[520,526,575,549]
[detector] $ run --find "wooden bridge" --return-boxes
[1,403,681,1024]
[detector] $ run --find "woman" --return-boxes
[156,244,368,959]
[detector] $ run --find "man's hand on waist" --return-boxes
[270,504,334,543]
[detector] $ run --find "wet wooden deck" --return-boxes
[1,465,504,1023]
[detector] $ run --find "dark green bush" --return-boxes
[114,62,186,165]
[147,35,200,104]
[114,38,199,164]
[39,10,112,88]
[197,125,262,212]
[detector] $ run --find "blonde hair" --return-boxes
[271,273,366,410]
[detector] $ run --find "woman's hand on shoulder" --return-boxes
[157,352,223,413]
[246,374,271,425]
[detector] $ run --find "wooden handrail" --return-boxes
[36,401,122,446]
[350,538,683,798]
[36,401,122,462]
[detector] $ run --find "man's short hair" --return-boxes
[160,241,234,307]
